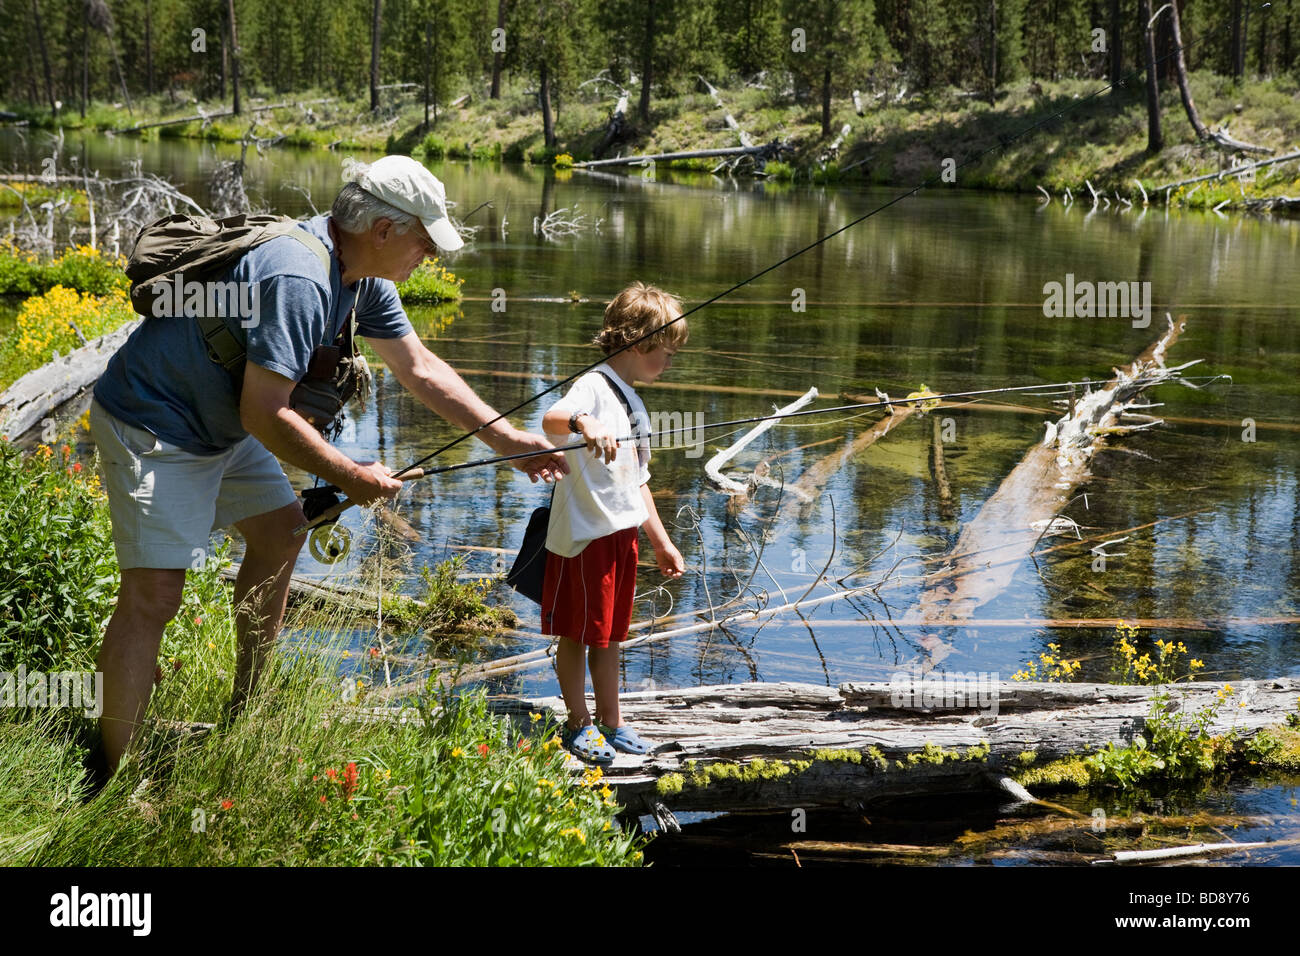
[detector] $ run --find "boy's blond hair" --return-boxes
[594,282,688,355]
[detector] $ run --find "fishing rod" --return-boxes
[294,372,1217,539]
[296,0,1272,535]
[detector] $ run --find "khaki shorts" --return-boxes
[89,399,299,570]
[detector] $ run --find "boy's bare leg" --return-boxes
[589,643,622,729]
[97,568,187,771]
[226,503,307,721]
[555,635,592,729]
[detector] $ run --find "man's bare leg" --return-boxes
[226,502,307,721]
[98,568,187,772]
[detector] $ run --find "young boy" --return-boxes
[540,282,687,764]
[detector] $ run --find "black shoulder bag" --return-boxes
[505,371,637,604]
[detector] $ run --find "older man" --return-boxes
[88,156,565,774]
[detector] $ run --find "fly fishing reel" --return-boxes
[301,485,352,564]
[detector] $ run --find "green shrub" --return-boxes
[0,439,118,674]
[395,260,463,304]
[0,243,129,298]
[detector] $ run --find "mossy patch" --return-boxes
[1011,755,1093,789]
[654,742,987,796]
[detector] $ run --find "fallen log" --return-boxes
[768,395,920,538]
[910,316,1195,636]
[699,76,755,149]
[498,677,1300,814]
[572,144,778,170]
[0,318,143,438]
[1153,148,1300,192]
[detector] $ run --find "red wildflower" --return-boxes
[220,799,234,811]
[342,762,358,800]
[369,647,380,658]
[478,744,489,757]
[320,795,328,804]
[325,767,337,780]
[517,740,531,752]
[72,462,82,473]
[60,445,70,458]
[194,616,202,625]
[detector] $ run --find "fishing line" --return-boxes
[305,1,1272,530]
[374,372,1211,481]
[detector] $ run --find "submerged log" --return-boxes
[499,677,1300,814]
[705,386,818,496]
[911,317,1194,636]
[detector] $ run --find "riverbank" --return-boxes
[0,434,641,865]
[10,73,1299,209]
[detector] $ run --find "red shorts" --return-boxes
[541,526,638,648]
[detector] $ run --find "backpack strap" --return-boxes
[197,225,332,375]
[596,369,648,466]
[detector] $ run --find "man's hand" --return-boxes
[497,429,570,483]
[338,460,404,505]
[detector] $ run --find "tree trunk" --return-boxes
[1231,0,1244,79]
[988,0,997,106]
[31,0,57,117]
[1108,0,1123,93]
[145,0,154,94]
[219,28,227,100]
[80,18,88,118]
[1167,1,1208,139]
[490,0,505,99]
[370,0,382,112]
[106,29,133,115]
[540,60,555,148]
[1139,0,1162,153]
[1284,4,1294,72]
[639,0,655,123]
[1257,3,1269,75]
[227,0,241,115]
[821,66,831,137]
[423,21,431,129]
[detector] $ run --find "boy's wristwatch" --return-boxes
[569,411,589,433]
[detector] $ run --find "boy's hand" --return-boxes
[577,415,619,464]
[654,542,685,578]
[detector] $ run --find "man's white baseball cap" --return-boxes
[352,155,464,252]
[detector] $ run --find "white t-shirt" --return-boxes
[543,363,652,558]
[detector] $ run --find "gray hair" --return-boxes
[331,158,418,234]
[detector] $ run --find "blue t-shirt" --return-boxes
[94,214,412,455]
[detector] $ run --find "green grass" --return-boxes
[0,433,644,866]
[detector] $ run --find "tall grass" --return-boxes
[0,434,644,866]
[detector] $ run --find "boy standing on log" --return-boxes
[540,283,687,764]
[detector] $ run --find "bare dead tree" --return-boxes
[85,0,132,116]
